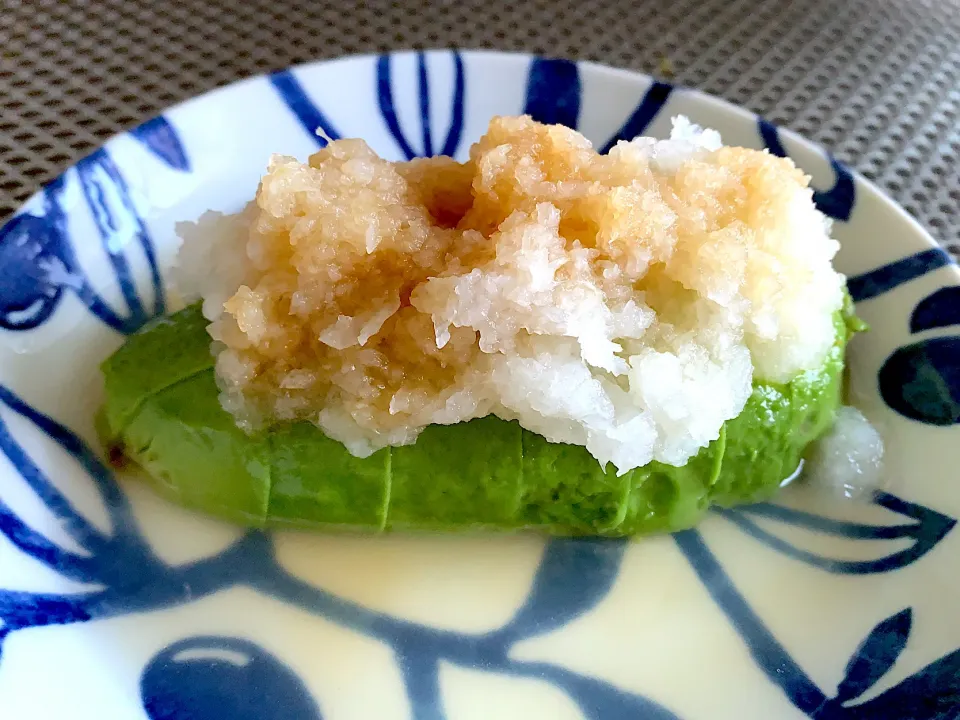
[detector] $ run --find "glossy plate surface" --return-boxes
[1,50,958,720]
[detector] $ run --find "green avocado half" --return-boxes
[98,296,862,537]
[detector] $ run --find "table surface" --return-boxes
[1,0,957,248]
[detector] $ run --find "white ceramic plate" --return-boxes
[1,50,958,720]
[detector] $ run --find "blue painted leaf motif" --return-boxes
[376,52,466,159]
[377,54,416,159]
[524,61,678,155]
[440,53,465,158]
[0,382,191,648]
[0,385,118,566]
[0,388,322,654]
[0,498,100,583]
[848,250,960,426]
[0,383,175,633]
[523,57,581,129]
[0,588,93,632]
[715,492,956,574]
[677,528,960,720]
[835,609,912,703]
[598,81,674,154]
[0,198,68,331]
[910,287,960,334]
[674,529,831,717]
[499,538,626,641]
[268,70,342,146]
[0,174,130,333]
[76,148,166,326]
[0,384,145,557]
[129,116,191,172]
[758,118,855,221]
[512,661,680,720]
[0,130,180,334]
[840,648,960,719]
[396,651,444,720]
[846,248,954,304]
[879,337,960,426]
[140,636,321,720]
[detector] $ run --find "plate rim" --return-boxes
[3,48,947,267]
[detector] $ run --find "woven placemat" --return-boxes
[1,0,957,247]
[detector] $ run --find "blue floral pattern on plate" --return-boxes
[0,51,957,719]
[0,118,187,334]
